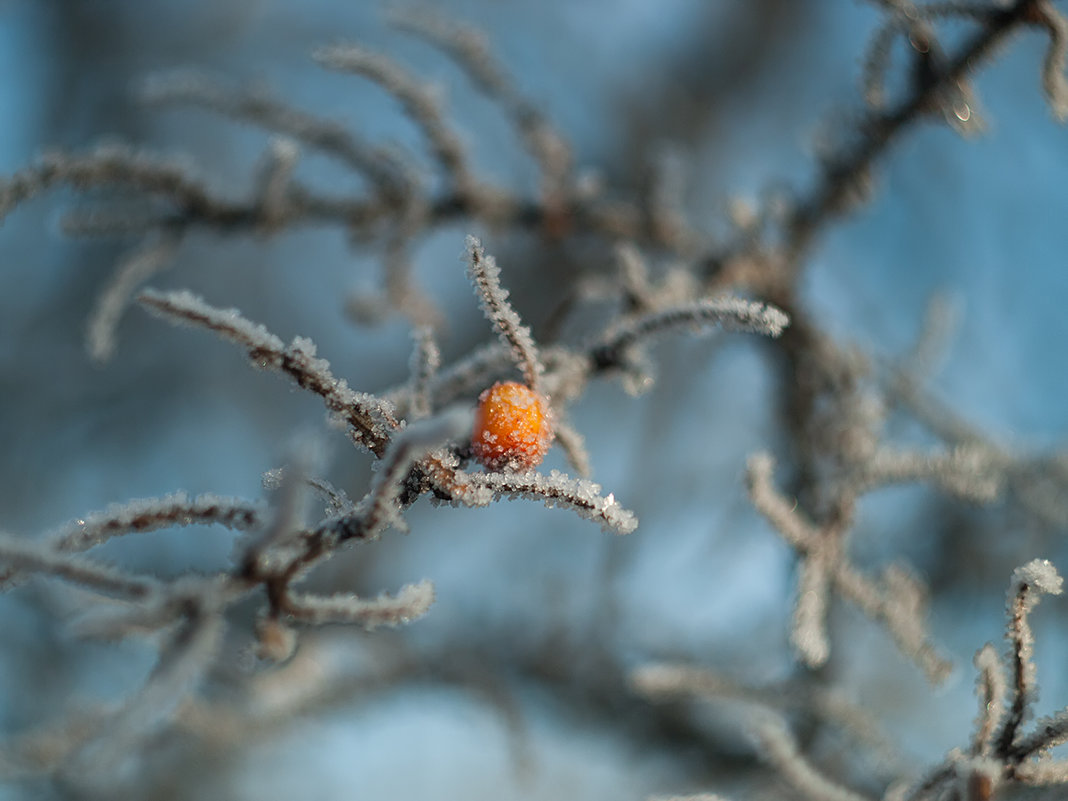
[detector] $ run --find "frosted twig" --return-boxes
[995,559,1063,755]
[314,44,475,195]
[750,712,875,801]
[836,562,953,684]
[633,663,898,760]
[382,193,443,328]
[615,241,656,311]
[1012,712,1068,761]
[1029,0,1068,120]
[86,232,181,362]
[779,0,1053,262]
[52,492,261,556]
[264,469,354,517]
[398,341,511,407]
[138,289,398,456]
[592,296,789,371]
[355,405,472,540]
[746,453,820,551]
[282,579,434,628]
[291,406,472,555]
[459,469,637,535]
[1015,757,1068,785]
[307,476,355,517]
[896,561,1068,799]
[253,136,299,230]
[139,69,407,191]
[748,453,951,682]
[243,446,315,575]
[0,533,158,600]
[917,4,1001,21]
[858,445,1001,502]
[902,293,959,385]
[138,287,285,350]
[64,608,224,785]
[389,7,571,196]
[59,203,170,237]
[553,420,591,477]
[0,706,108,779]
[971,644,1006,757]
[648,148,696,253]
[408,325,441,420]
[465,235,545,392]
[862,17,908,109]
[793,553,832,667]
[0,144,226,224]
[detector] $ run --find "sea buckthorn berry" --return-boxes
[471,381,554,470]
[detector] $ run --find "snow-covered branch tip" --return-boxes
[137,288,398,456]
[898,560,1068,799]
[995,558,1063,755]
[464,235,545,392]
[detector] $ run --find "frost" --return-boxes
[1014,559,1064,597]
[465,236,546,391]
[284,579,435,628]
[466,469,637,535]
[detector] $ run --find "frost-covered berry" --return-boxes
[471,381,554,470]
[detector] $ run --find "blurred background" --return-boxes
[2,1,1068,799]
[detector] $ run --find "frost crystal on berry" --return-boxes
[471,380,554,470]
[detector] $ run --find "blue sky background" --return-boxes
[1,1,1068,799]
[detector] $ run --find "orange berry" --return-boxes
[471,381,554,470]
